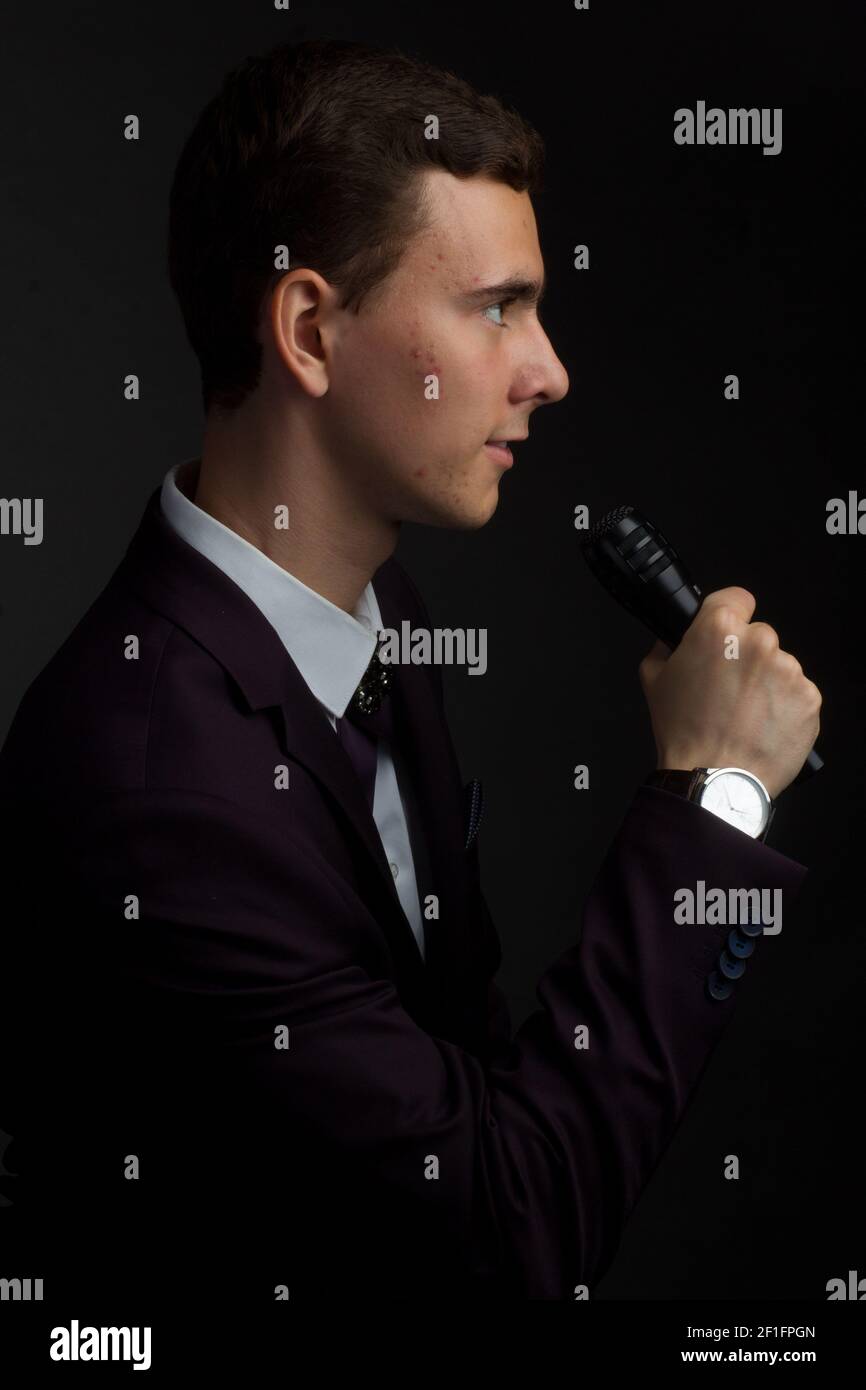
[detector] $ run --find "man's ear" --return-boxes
[268,269,332,399]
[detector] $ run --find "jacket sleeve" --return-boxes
[31,779,807,1299]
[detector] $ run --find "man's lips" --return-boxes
[484,441,515,467]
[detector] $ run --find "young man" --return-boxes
[0,38,819,1302]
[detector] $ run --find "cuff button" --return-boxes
[707,970,735,1001]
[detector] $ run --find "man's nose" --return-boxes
[530,332,570,406]
[543,344,570,404]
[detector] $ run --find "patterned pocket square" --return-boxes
[462,778,484,851]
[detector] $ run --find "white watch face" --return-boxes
[699,769,769,837]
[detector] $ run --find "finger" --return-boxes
[700,586,757,625]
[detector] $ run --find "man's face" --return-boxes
[322,169,570,529]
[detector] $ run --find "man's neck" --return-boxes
[184,449,398,616]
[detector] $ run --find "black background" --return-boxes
[1,0,862,1302]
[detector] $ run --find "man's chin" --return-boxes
[417,489,500,530]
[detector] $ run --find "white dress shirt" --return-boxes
[160,458,427,960]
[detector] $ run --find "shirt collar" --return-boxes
[160,459,380,719]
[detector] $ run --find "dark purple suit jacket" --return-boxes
[0,485,808,1302]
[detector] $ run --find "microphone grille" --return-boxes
[587,504,634,543]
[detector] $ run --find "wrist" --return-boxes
[656,747,709,771]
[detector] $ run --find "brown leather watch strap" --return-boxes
[645,768,707,801]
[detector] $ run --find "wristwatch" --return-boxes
[646,767,775,842]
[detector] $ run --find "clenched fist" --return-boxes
[638,587,822,800]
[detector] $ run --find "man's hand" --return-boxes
[638,586,822,800]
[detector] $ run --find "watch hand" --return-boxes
[727,781,745,814]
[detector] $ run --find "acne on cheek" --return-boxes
[406,320,442,375]
[407,351,443,385]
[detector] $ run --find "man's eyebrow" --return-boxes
[459,275,547,306]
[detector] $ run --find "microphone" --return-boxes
[580,504,823,785]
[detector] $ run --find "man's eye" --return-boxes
[481,298,516,327]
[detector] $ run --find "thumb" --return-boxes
[638,637,671,690]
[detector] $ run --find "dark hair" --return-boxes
[167,37,545,415]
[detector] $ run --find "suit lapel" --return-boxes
[114,487,467,1015]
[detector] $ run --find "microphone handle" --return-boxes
[651,583,823,786]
